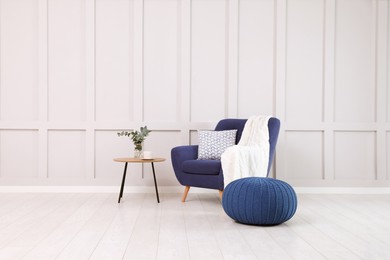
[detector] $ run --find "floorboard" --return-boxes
[0,192,388,259]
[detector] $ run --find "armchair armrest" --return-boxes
[171,145,197,173]
[171,145,225,190]
[171,145,198,163]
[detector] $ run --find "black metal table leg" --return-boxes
[118,162,128,203]
[151,162,160,203]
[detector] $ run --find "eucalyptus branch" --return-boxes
[117,126,151,150]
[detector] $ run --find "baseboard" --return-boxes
[0,186,214,193]
[0,186,390,194]
[294,187,390,194]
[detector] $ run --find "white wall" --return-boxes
[0,0,388,188]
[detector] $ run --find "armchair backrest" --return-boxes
[214,117,281,174]
[215,119,247,144]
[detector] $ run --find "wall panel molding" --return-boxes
[178,0,191,144]
[387,131,390,180]
[0,0,389,187]
[0,0,39,121]
[284,131,324,180]
[190,0,227,122]
[275,0,287,179]
[334,131,376,180]
[95,0,133,122]
[0,130,39,178]
[227,0,238,118]
[277,0,387,187]
[376,0,388,181]
[133,0,144,123]
[47,0,87,122]
[285,0,324,123]
[334,0,376,123]
[143,0,179,122]
[238,0,275,118]
[323,0,335,181]
[48,130,86,179]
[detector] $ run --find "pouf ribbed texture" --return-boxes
[222,177,297,225]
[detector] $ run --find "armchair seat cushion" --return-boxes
[182,160,221,175]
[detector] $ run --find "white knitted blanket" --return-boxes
[221,115,271,187]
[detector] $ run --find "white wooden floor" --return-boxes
[0,192,389,260]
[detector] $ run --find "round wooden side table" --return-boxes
[113,157,166,203]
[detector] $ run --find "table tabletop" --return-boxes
[113,157,166,163]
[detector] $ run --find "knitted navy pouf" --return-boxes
[222,177,297,225]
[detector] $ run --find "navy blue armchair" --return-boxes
[171,118,281,202]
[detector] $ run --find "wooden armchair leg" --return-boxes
[182,186,190,202]
[219,190,223,201]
